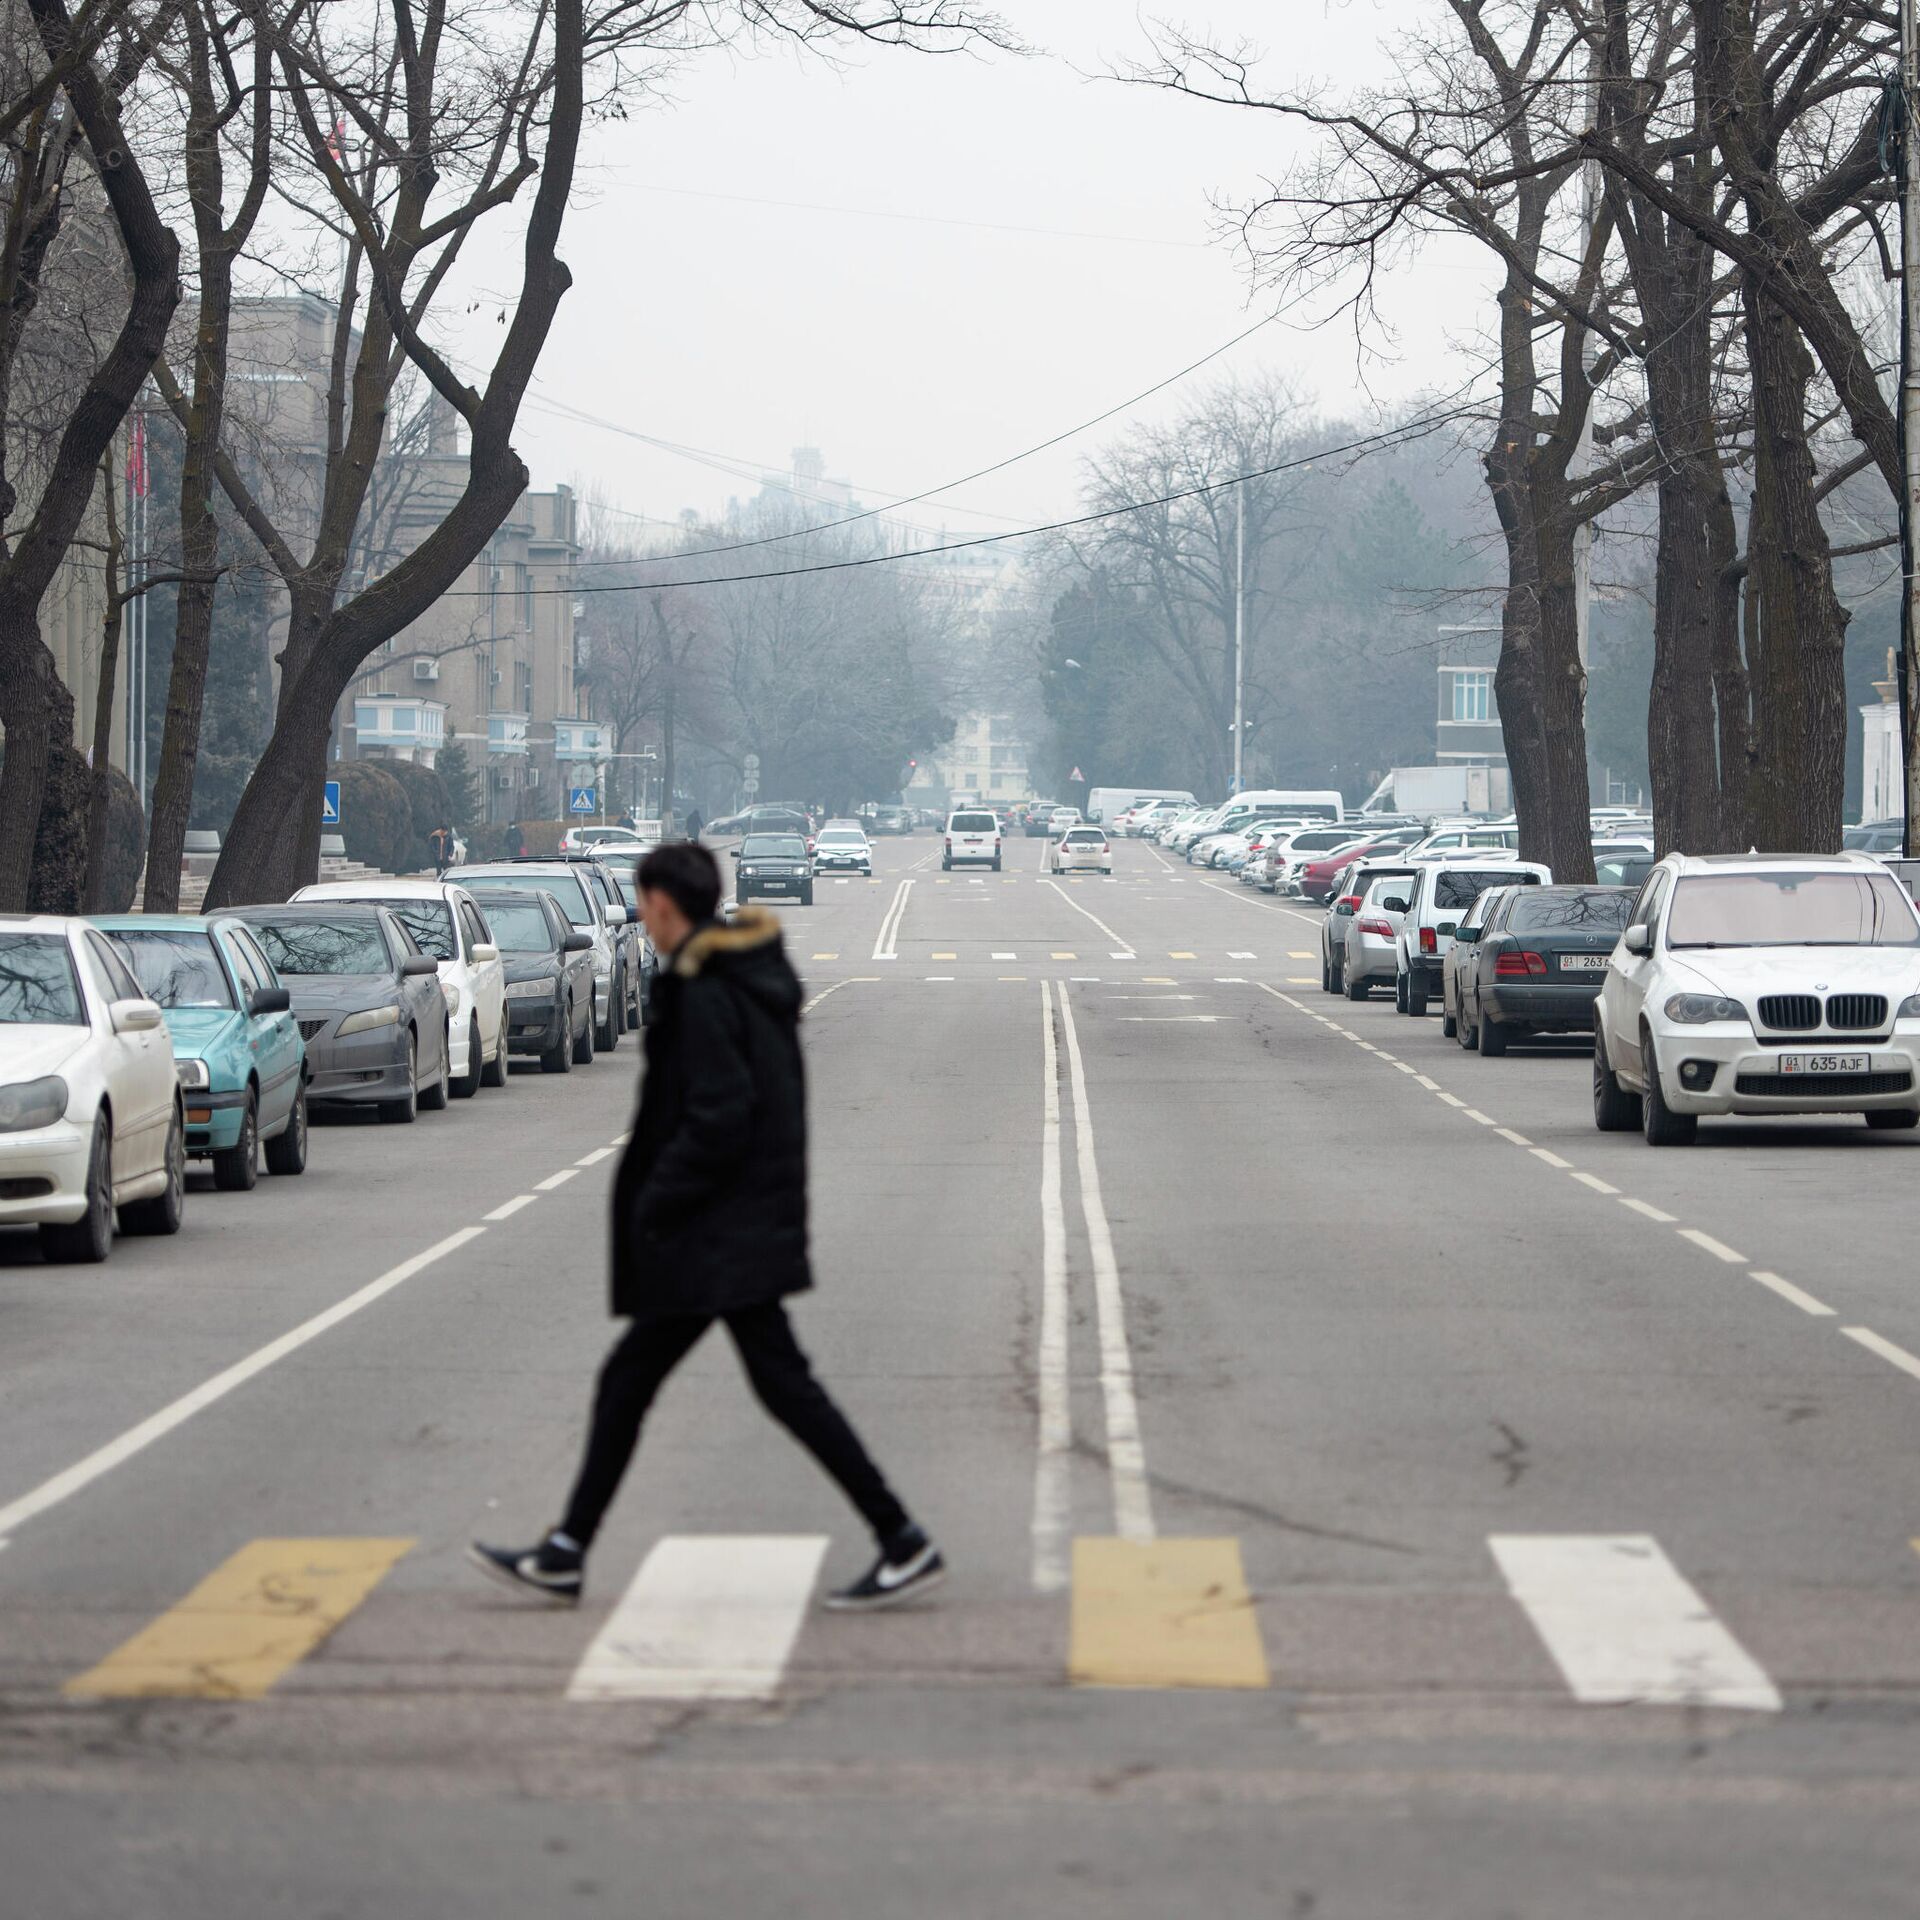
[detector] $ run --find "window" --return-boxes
[0,933,85,1026]
[1666,872,1920,949]
[1507,890,1635,933]
[232,930,279,991]
[460,902,488,953]
[1451,671,1492,724]
[392,707,416,732]
[86,932,145,1004]
[1435,869,1540,910]
[105,930,234,1009]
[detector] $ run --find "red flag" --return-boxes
[126,413,148,498]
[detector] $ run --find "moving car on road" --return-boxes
[232,903,451,1126]
[0,917,184,1263]
[1396,857,1553,1016]
[944,808,1003,871]
[94,913,307,1188]
[1051,825,1113,874]
[477,887,597,1073]
[1594,851,1920,1143]
[732,833,814,904]
[1450,885,1634,1055]
[813,825,874,875]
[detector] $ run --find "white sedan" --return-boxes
[293,880,507,1098]
[1594,851,1920,1143]
[0,917,185,1262]
[1051,826,1113,874]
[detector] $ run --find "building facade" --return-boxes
[906,711,1030,810]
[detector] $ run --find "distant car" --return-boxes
[733,832,814,904]
[1323,863,1420,995]
[1594,851,1657,890]
[945,808,1003,871]
[1451,885,1634,1054]
[1342,873,1419,1000]
[1594,851,1920,1143]
[477,886,598,1072]
[1298,838,1407,904]
[1845,820,1905,856]
[1396,857,1554,1015]
[1047,807,1082,834]
[292,879,507,1098]
[1024,802,1062,837]
[1404,824,1523,861]
[560,823,653,856]
[1051,826,1113,874]
[0,917,184,1263]
[814,825,874,875]
[228,903,451,1124]
[870,806,914,836]
[94,913,308,1188]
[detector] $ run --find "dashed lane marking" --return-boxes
[1464,1109,1498,1127]
[926,976,955,982]
[1840,1326,1920,1384]
[1169,951,1196,960]
[1286,951,1312,960]
[931,951,958,960]
[1414,1074,1441,1091]
[811,952,838,960]
[1495,1128,1532,1147]
[483,1195,537,1221]
[536,1168,581,1191]
[1435,1091,1466,1108]
[1619,1197,1678,1224]
[1109,950,1137,960]
[801,978,875,1016]
[1529,1148,1572,1170]
[1568,1170,1618,1194]
[992,951,1017,960]
[1750,1271,1835,1316]
[1678,1227,1746,1265]
[1051,952,1077,960]
[1230,951,1258,960]
[576,1147,616,1167]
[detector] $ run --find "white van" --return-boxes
[1087,786,1196,825]
[1204,788,1345,839]
[944,808,1003,871]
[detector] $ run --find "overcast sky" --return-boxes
[491,0,1485,542]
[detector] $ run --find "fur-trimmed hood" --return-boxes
[673,905,784,979]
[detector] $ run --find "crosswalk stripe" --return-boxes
[1069,1538,1269,1690]
[65,1537,412,1700]
[1489,1533,1780,1710]
[567,1534,828,1701]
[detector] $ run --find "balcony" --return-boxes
[354,698,445,755]
[487,712,530,757]
[553,719,607,762]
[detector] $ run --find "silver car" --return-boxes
[1341,872,1417,1001]
[1321,862,1417,995]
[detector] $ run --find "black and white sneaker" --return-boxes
[467,1533,583,1606]
[825,1527,946,1611]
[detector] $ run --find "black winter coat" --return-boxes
[610,907,811,1321]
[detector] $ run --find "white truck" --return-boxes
[1362,766,1511,819]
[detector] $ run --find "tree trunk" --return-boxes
[1708,497,1750,848]
[1531,483,1599,885]
[84,459,125,908]
[1741,278,1847,851]
[201,684,330,905]
[1485,425,1552,869]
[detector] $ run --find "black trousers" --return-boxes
[559,1302,911,1550]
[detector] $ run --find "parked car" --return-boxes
[292,879,507,1098]
[560,823,653,856]
[1844,820,1905,856]
[1051,825,1113,874]
[548,854,650,1029]
[94,913,307,1188]
[0,917,184,1262]
[814,825,874,875]
[1298,838,1413,904]
[1403,823,1523,861]
[945,808,1004,871]
[731,832,814,904]
[1342,873,1420,1001]
[476,886,597,1072]
[1439,885,1516,1040]
[231,904,451,1124]
[1595,850,1657,890]
[1322,862,1421,995]
[1396,857,1554,1015]
[1594,851,1920,1143]
[1451,885,1634,1054]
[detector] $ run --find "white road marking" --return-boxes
[1490,1534,1780,1711]
[1568,1171,1619,1194]
[1841,1326,1920,1383]
[802,978,874,1016]
[483,1195,539,1220]
[575,1146,617,1167]
[567,1535,829,1702]
[1618,1197,1678,1224]
[1034,983,1071,1594]
[1055,987,1154,1542]
[1677,1227,1746,1265]
[1414,1074,1440,1091]
[536,1168,581,1190]
[925,976,956,982]
[1108,950,1137,960]
[1230,951,1257,960]
[871,878,913,960]
[992,951,1017,960]
[1464,1109,1498,1126]
[1749,1271,1835,1317]
[1495,1128,1532,1147]
[1435,1091,1466,1108]
[612,1131,632,1145]
[1529,1148,1572,1169]
[1393,1062,1417,1075]
[1121,1015,1221,1023]
[0,1227,487,1541]
[1041,878,1134,955]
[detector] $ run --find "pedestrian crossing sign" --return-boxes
[569,787,596,815]
[322,781,341,826]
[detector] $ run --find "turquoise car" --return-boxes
[92,914,308,1189]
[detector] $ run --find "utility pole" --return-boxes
[1232,480,1246,795]
[1899,4,1920,852]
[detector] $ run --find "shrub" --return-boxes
[385,758,456,872]
[334,761,412,875]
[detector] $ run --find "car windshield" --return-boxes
[1666,871,1920,948]
[466,871,593,926]
[1596,854,1656,888]
[105,929,233,1008]
[1507,890,1634,933]
[1435,869,1533,910]
[484,903,558,952]
[0,932,85,1025]
[819,831,864,846]
[329,898,454,960]
[742,835,807,857]
[951,813,998,832]
[247,919,389,975]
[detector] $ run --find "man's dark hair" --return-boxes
[637,841,722,922]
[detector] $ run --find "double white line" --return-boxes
[871,878,913,960]
[1033,981,1153,1591]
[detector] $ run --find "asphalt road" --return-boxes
[7,833,1920,1917]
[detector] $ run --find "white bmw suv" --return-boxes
[1593,851,1920,1144]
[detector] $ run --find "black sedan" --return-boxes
[475,887,597,1072]
[1455,886,1634,1055]
[732,833,814,905]
[231,903,452,1121]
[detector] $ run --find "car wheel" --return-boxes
[1592,1029,1641,1131]
[1476,1011,1508,1056]
[1321,957,1334,994]
[1640,1032,1696,1145]
[42,1113,112,1264]
[481,1031,509,1089]
[122,1104,186,1234]
[596,992,617,1053]
[1394,972,1408,1014]
[453,1018,483,1099]
[379,1036,419,1124]
[1405,974,1429,1018]
[801,887,814,905]
[265,1084,309,1174]
[1345,969,1369,1002]
[738,885,753,902]
[941,859,951,871]
[213,1090,260,1189]
[574,1003,596,1065]
[992,857,1002,872]
[543,999,574,1073]
[1441,997,1457,1038]
[420,1025,451,1109]
[1866,1109,1920,1130]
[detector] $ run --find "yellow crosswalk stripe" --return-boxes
[931,951,958,960]
[1069,1538,1269,1690]
[65,1537,413,1700]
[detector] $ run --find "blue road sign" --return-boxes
[322,780,341,825]
[568,786,596,815]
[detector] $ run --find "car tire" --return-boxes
[1458,1000,1477,1049]
[42,1113,112,1264]
[1640,1033,1696,1145]
[1866,1109,1920,1130]
[941,859,951,871]
[1406,974,1429,1017]
[265,1084,309,1175]
[1476,1012,1508,1056]
[481,1033,509,1089]
[1321,957,1335,994]
[1593,1029,1641,1130]
[543,1000,574,1073]
[574,1005,596,1065]
[213,1090,260,1190]
[992,857,1002,872]
[420,1025,451,1109]
[122,1105,186,1234]
[801,887,814,905]
[379,1037,418,1124]
[596,992,618,1053]
[1441,1001,1457,1038]
[453,1018,483,1099]
[1394,972,1408,1014]
[1345,970,1369,1002]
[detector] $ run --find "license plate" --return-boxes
[1778,1052,1869,1075]
[1559,953,1608,971]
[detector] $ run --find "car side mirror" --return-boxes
[112,998,164,1033]
[1381,896,1409,914]
[1623,924,1653,956]
[248,985,292,1016]
[603,903,626,926]
[469,943,499,964]
[1334,901,1355,917]
[1455,926,1479,943]
[402,954,439,976]
[563,931,592,953]
[728,847,740,859]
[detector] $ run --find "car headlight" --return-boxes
[0,1075,68,1132]
[1899,994,1920,1019]
[336,1004,400,1037]
[175,1058,211,1091]
[504,978,550,1000]
[442,982,462,1016]
[1664,993,1745,1024]
[740,865,757,876]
